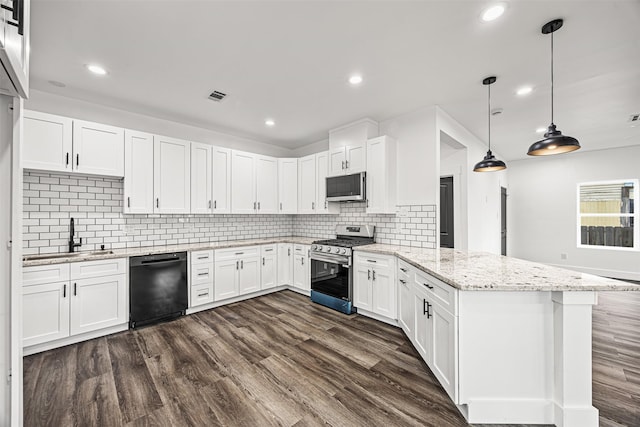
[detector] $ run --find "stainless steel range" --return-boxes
[310,225,375,314]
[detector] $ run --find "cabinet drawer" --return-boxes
[191,264,214,286]
[415,270,457,315]
[71,258,127,280]
[262,244,276,255]
[355,252,393,269]
[191,283,214,307]
[191,250,213,264]
[23,263,71,287]
[293,244,309,254]
[216,245,260,261]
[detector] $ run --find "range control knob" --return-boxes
[312,245,317,250]
[326,247,332,253]
[341,248,347,254]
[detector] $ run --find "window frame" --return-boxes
[576,179,639,251]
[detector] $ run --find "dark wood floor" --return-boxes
[23,289,640,427]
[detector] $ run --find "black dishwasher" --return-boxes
[129,252,188,328]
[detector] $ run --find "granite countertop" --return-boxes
[355,244,640,292]
[23,236,317,267]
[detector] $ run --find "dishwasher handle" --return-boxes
[130,252,187,267]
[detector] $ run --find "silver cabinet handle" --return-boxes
[65,152,70,167]
[324,200,327,208]
[312,202,315,210]
[214,200,217,209]
[236,260,239,270]
[399,279,406,284]
[209,200,212,209]
[156,198,159,208]
[368,269,371,280]
[345,160,349,169]
[400,267,407,273]
[198,292,209,297]
[262,257,265,266]
[74,282,77,296]
[241,260,244,269]
[235,252,244,255]
[76,154,80,167]
[280,202,283,210]
[63,284,66,298]
[258,202,260,210]
[197,256,208,260]
[342,160,345,170]
[301,257,304,265]
[197,272,208,276]
[288,248,291,256]
[367,259,377,263]
[424,283,434,290]
[127,197,130,208]
[372,270,376,281]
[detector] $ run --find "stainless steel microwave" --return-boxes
[326,172,366,202]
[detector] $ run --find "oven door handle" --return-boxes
[310,253,350,266]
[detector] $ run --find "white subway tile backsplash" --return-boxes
[23,171,437,254]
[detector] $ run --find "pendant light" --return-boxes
[527,19,580,156]
[473,76,506,172]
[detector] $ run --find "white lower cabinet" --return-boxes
[277,243,294,286]
[292,244,310,292]
[214,246,261,300]
[397,261,414,337]
[413,281,433,364]
[70,274,127,335]
[353,253,396,321]
[261,245,277,290]
[22,259,128,350]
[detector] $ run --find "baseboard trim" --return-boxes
[553,402,599,427]
[354,307,399,327]
[23,323,128,356]
[461,398,554,425]
[187,285,291,314]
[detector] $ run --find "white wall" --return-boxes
[380,106,437,206]
[440,133,468,250]
[508,145,640,280]
[435,107,506,254]
[25,90,291,158]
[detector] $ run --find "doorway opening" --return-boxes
[440,176,454,248]
[501,186,507,256]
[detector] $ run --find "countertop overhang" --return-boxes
[354,244,640,292]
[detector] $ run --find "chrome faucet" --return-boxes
[69,217,82,253]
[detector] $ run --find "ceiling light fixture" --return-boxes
[474,76,506,172]
[348,75,363,85]
[516,86,533,96]
[527,19,580,156]
[265,119,275,127]
[481,4,505,22]
[86,64,107,75]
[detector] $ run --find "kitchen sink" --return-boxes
[23,250,115,262]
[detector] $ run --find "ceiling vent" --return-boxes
[629,113,640,122]
[208,91,227,102]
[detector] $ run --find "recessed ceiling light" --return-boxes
[536,127,547,133]
[86,64,107,75]
[265,119,275,127]
[348,75,363,85]
[516,86,533,96]
[481,4,505,22]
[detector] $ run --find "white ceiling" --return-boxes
[30,1,640,160]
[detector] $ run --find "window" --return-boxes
[578,180,638,250]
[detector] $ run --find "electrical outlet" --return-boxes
[560,253,567,260]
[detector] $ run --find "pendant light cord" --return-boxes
[488,82,491,151]
[551,31,554,124]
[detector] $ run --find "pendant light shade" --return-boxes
[527,19,580,156]
[473,76,506,172]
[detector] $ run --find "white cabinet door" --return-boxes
[278,158,298,214]
[214,259,238,301]
[372,265,396,320]
[413,283,433,364]
[315,151,337,214]
[191,142,213,214]
[1,0,29,97]
[23,110,73,173]
[256,155,278,214]
[212,147,231,213]
[153,136,191,214]
[73,120,125,177]
[238,256,260,295]
[298,154,316,213]
[231,150,257,214]
[398,276,414,337]
[277,243,293,286]
[431,303,457,401]
[124,130,154,214]
[366,137,385,213]
[353,265,372,311]
[328,147,346,176]
[70,275,127,335]
[293,254,306,291]
[261,246,277,290]
[345,143,366,173]
[22,282,70,347]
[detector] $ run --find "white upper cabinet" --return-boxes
[72,120,125,177]
[315,151,338,214]
[278,158,298,214]
[256,155,278,214]
[328,118,378,176]
[231,150,257,214]
[23,111,125,177]
[124,130,154,214]
[153,135,191,214]
[23,110,73,173]
[298,154,316,214]
[212,147,231,213]
[0,0,29,98]
[366,136,397,214]
[191,142,213,214]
